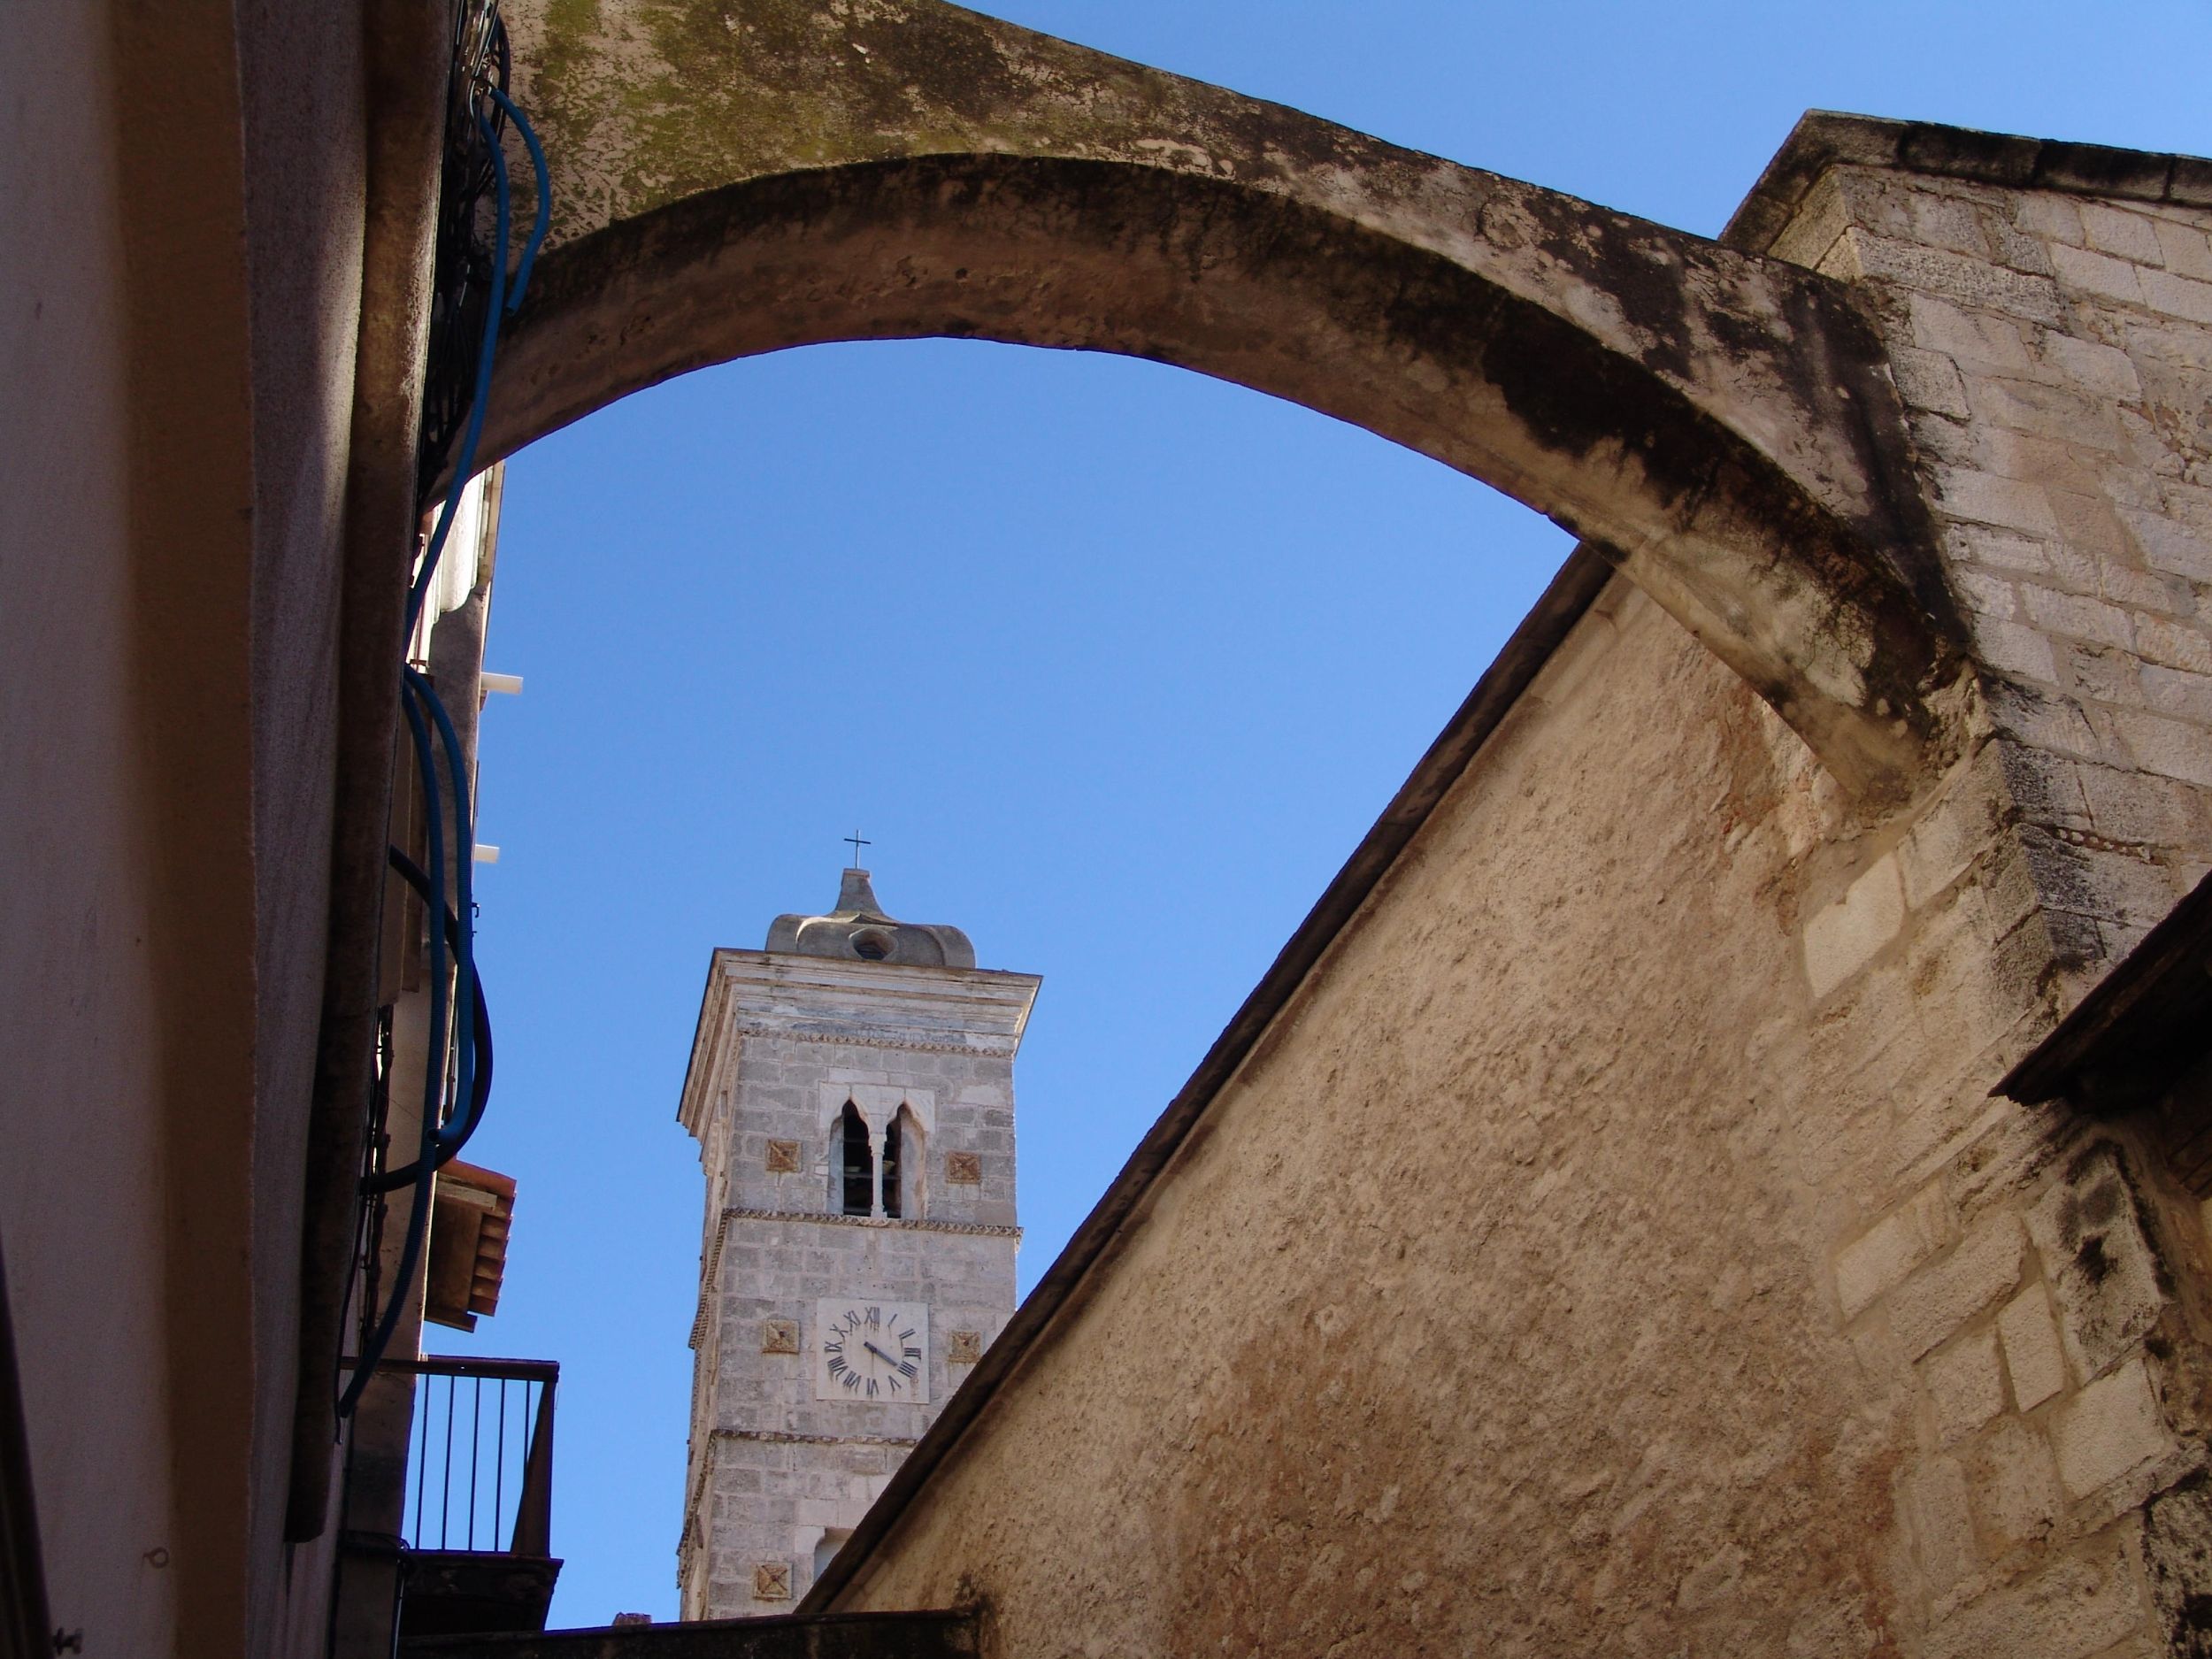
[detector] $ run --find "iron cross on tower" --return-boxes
[845,832,871,866]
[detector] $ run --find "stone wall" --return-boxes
[1745,125,2212,981]
[827,565,2211,1654]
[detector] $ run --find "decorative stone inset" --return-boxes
[761,1319,799,1356]
[947,1151,982,1185]
[764,1139,802,1173]
[753,1562,791,1601]
[949,1329,983,1364]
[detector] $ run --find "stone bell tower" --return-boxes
[674,867,1038,1618]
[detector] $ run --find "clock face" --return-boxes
[814,1299,929,1404]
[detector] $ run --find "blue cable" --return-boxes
[400,678,452,1127]
[392,86,549,1164]
[366,849,495,1195]
[363,672,478,1194]
[394,84,550,1155]
[485,84,549,311]
[406,106,511,639]
[403,87,549,636]
[339,684,457,1415]
[341,47,552,1417]
[408,665,478,1155]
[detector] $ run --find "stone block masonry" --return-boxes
[470,20,2212,1646]
[1751,134,2212,984]
[1827,1120,2196,1632]
[1747,128,2212,1655]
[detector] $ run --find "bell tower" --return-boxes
[674,867,1038,1618]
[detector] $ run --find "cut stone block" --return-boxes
[1998,1282,2069,1410]
[1890,1216,2027,1359]
[1836,1185,1949,1319]
[1803,856,1906,1001]
[2051,1358,2168,1498]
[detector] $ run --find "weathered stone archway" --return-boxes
[493,0,1964,803]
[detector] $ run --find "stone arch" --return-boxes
[833,1099,874,1217]
[886,1103,926,1222]
[491,0,1965,804]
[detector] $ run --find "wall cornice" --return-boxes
[1725,111,2212,256]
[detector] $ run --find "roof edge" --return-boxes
[674,949,1044,1136]
[1997,865,2212,1114]
[703,946,1038,987]
[1724,111,2212,255]
[675,955,733,1139]
[803,543,1617,1615]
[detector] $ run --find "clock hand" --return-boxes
[864,1340,902,1368]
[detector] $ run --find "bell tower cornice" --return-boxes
[677,953,1041,1138]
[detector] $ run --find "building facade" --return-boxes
[674,870,1036,1617]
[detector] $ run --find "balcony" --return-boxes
[390,1356,563,1640]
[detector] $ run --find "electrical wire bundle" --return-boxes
[339,1,549,1417]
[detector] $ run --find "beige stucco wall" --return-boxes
[834,571,2211,1654]
[0,1,378,1652]
[0,4,179,1647]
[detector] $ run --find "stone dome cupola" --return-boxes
[764,868,977,969]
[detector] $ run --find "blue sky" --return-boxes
[440,0,2212,1624]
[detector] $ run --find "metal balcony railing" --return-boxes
[388,1356,557,1557]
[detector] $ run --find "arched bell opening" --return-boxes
[883,1106,926,1223]
[835,1102,874,1219]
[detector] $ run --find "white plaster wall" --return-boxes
[0,1,373,1649]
